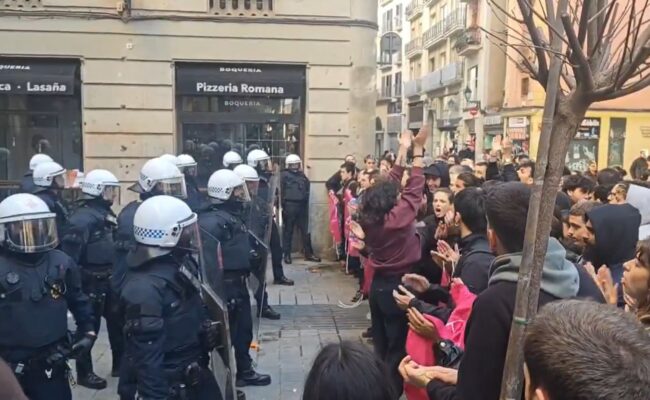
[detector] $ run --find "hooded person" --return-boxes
[585,203,641,291]
[401,182,581,400]
[627,183,650,240]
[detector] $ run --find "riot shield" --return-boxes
[246,173,278,320]
[198,228,238,400]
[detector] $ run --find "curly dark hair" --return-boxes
[359,179,400,226]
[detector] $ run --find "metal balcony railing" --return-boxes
[379,86,393,100]
[404,78,422,97]
[423,7,467,48]
[211,0,274,15]
[406,0,424,20]
[405,36,423,58]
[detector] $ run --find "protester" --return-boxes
[365,154,378,171]
[356,126,428,397]
[561,174,595,204]
[474,161,487,181]
[523,300,650,400]
[623,239,650,330]
[516,161,535,185]
[630,156,650,181]
[566,200,602,249]
[608,182,629,204]
[451,172,482,194]
[400,182,581,400]
[303,341,396,400]
[584,159,598,181]
[597,167,623,185]
[627,183,650,239]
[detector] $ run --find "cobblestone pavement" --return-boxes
[72,257,370,400]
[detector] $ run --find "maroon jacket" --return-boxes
[362,165,424,276]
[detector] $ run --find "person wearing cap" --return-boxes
[20,153,53,193]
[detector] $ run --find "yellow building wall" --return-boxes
[524,110,650,171]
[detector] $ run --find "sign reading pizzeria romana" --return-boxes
[175,63,306,98]
[0,58,77,95]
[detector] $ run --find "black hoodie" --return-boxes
[585,204,641,283]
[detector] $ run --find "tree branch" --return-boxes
[561,13,595,92]
[518,0,550,86]
[592,72,650,101]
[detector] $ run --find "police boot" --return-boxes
[283,254,292,264]
[304,235,321,262]
[261,305,281,320]
[78,372,108,390]
[236,369,272,387]
[111,355,122,378]
[274,276,294,286]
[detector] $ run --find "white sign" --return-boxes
[483,115,502,126]
[508,117,529,128]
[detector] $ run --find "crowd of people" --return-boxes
[311,126,650,400]
[0,147,322,400]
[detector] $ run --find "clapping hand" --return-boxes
[402,273,430,294]
[399,130,413,149]
[399,356,459,388]
[407,308,439,340]
[393,285,415,311]
[597,265,619,305]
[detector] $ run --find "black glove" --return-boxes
[45,344,70,367]
[70,333,97,359]
[200,320,221,351]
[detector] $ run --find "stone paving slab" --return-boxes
[72,257,368,400]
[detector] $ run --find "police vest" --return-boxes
[0,252,70,350]
[282,171,309,202]
[72,205,116,267]
[202,209,251,272]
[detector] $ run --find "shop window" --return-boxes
[175,63,305,187]
[609,117,626,166]
[0,58,82,184]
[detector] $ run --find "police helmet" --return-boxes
[207,169,251,203]
[128,158,187,199]
[223,151,243,168]
[29,153,54,171]
[81,169,120,205]
[176,154,198,177]
[159,154,179,166]
[0,193,58,253]
[285,154,302,168]
[234,164,260,196]
[133,195,199,250]
[247,149,271,168]
[33,161,66,190]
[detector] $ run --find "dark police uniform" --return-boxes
[258,172,286,281]
[34,190,70,241]
[20,171,35,194]
[0,249,94,400]
[113,200,141,294]
[184,174,207,212]
[63,199,124,378]
[119,252,220,400]
[198,206,255,377]
[280,169,317,260]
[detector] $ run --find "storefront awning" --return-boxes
[176,63,306,98]
[0,59,77,95]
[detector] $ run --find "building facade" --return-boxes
[0,0,378,254]
[502,0,650,171]
[376,0,408,155]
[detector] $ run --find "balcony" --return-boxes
[455,26,482,55]
[394,82,402,98]
[404,78,422,97]
[423,7,467,48]
[378,51,402,70]
[406,0,424,20]
[378,86,393,102]
[421,62,463,92]
[211,0,275,16]
[387,114,402,133]
[406,36,423,58]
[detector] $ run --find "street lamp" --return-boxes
[463,86,472,102]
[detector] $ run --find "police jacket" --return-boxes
[34,190,69,239]
[198,205,251,273]
[121,253,206,400]
[281,169,310,203]
[63,199,117,270]
[112,200,141,293]
[0,249,94,363]
[184,175,207,212]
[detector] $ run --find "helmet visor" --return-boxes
[4,217,58,253]
[245,181,259,197]
[153,176,187,199]
[102,185,121,206]
[53,173,68,189]
[177,218,201,254]
[232,183,252,203]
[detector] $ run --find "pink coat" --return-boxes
[404,283,477,400]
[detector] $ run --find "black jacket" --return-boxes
[281,169,310,203]
[19,171,34,194]
[426,239,580,400]
[453,233,495,295]
[325,170,343,193]
[486,162,517,182]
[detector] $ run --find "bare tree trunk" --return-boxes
[499,92,588,399]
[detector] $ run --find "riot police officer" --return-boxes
[281,154,321,264]
[113,157,189,295]
[198,169,272,387]
[119,195,221,400]
[223,151,243,169]
[177,154,207,212]
[32,161,70,239]
[20,153,53,193]
[247,150,294,286]
[0,193,96,400]
[233,164,284,321]
[62,169,122,388]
